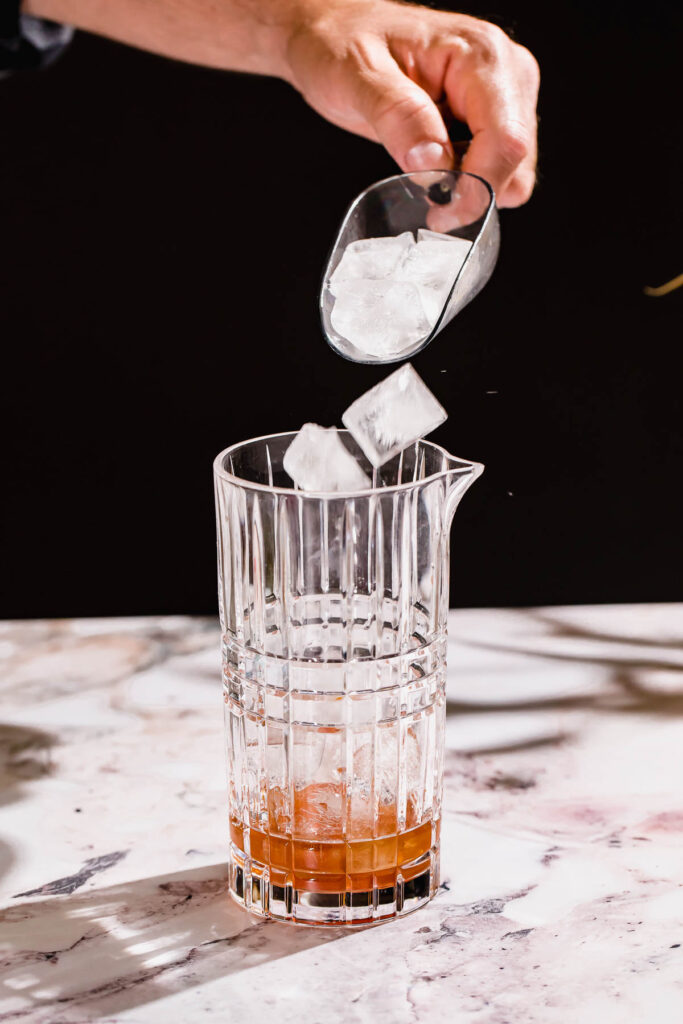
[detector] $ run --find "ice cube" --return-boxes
[342,364,447,468]
[330,279,430,358]
[417,228,472,250]
[399,236,472,325]
[328,232,413,297]
[283,423,370,492]
[355,231,415,249]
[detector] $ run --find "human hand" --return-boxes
[22,0,538,208]
[283,0,540,207]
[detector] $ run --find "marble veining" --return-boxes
[1,606,683,1022]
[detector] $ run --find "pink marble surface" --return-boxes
[1,605,683,1022]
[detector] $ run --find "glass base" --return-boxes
[228,842,439,926]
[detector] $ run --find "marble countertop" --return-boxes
[2,604,683,1023]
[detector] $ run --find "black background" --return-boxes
[1,0,681,619]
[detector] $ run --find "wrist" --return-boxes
[261,0,332,85]
[279,0,390,87]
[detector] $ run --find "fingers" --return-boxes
[347,45,455,173]
[287,7,539,208]
[460,113,537,208]
[444,31,539,206]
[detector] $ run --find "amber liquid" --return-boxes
[230,783,438,894]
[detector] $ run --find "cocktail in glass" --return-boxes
[214,432,482,925]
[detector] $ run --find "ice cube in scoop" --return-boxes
[417,229,472,250]
[330,279,430,359]
[283,423,370,492]
[399,236,472,325]
[328,232,413,297]
[342,364,447,468]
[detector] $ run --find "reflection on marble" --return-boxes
[1,606,683,1022]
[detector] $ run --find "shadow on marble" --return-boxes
[0,841,14,892]
[1,862,343,1023]
[449,615,683,717]
[0,725,55,888]
[486,607,683,670]
[0,725,55,804]
[445,609,683,756]
[447,675,683,720]
[447,732,573,758]
[533,607,683,651]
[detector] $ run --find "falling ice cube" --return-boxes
[330,279,431,359]
[342,364,447,468]
[328,232,413,297]
[283,423,371,492]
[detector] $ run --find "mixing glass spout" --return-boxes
[443,454,485,527]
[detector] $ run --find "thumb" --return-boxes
[351,52,454,172]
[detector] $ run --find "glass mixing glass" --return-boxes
[214,432,483,926]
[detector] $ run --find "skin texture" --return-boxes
[23,0,540,206]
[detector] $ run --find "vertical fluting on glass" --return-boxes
[250,493,266,653]
[215,436,481,925]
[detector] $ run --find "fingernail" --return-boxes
[405,141,452,171]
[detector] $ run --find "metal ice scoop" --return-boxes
[320,169,499,364]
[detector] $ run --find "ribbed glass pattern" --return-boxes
[214,433,481,925]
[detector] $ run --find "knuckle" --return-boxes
[440,33,471,62]
[516,44,541,88]
[502,169,536,206]
[343,34,379,76]
[498,122,533,167]
[468,22,509,63]
[484,22,511,49]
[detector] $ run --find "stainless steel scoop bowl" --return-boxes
[320,169,500,364]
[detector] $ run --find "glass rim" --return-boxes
[348,167,495,206]
[213,429,479,498]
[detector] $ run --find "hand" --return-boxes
[284,0,540,207]
[23,0,539,206]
